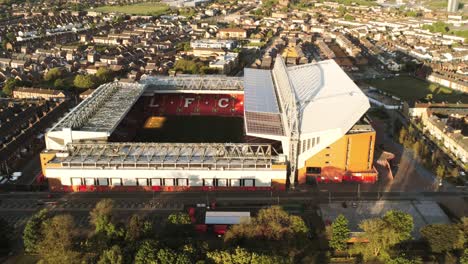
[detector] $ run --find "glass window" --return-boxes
[137,178,148,186]
[84,178,95,186]
[312,138,316,147]
[243,179,255,187]
[150,178,161,186]
[98,178,108,186]
[177,178,188,186]
[216,179,228,187]
[123,178,137,186]
[230,179,240,187]
[71,178,82,186]
[164,178,174,186]
[203,179,213,186]
[317,137,320,145]
[111,178,122,186]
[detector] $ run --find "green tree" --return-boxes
[74,74,96,89]
[412,141,421,159]
[126,214,152,242]
[436,164,446,179]
[97,245,123,264]
[167,212,191,225]
[54,78,66,89]
[134,240,159,264]
[420,223,464,254]
[461,248,468,264]
[90,199,123,242]
[44,67,64,81]
[350,218,401,262]
[398,127,407,145]
[96,67,114,84]
[329,214,350,251]
[37,214,81,264]
[383,210,414,241]
[2,78,19,96]
[207,247,290,264]
[23,209,49,253]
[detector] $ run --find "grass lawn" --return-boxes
[90,3,170,16]
[365,76,468,103]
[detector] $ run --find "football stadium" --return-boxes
[40,56,377,192]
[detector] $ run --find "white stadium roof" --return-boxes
[287,60,370,135]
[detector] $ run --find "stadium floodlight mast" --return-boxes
[272,56,300,188]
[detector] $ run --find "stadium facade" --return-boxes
[40,56,377,192]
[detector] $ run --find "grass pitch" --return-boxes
[136,116,245,143]
[365,76,468,103]
[90,3,170,16]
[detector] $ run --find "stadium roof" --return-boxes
[142,75,244,92]
[287,60,370,135]
[244,68,279,113]
[49,143,279,169]
[50,82,144,133]
[243,68,284,137]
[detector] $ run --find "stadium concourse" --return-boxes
[40,56,377,192]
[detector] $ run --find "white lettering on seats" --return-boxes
[218,98,229,108]
[184,98,195,107]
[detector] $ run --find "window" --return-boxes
[325,154,330,157]
[137,179,148,186]
[317,137,320,145]
[230,179,240,187]
[84,178,95,186]
[123,178,137,186]
[98,178,108,186]
[111,178,122,186]
[164,178,174,186]
[177,178,188,186]
[312,138,316,147]
[307,139,311,150]
[216,179,228,187]
[302,140,306,153]
[150,178,161,186]
[71,178,82,186]
[325,161,330,164]
[243,179,255,187]
[306,167,321,174]
[203,179,213,186]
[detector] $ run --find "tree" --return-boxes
[125,214,152,242]
[97,245,123,264]
[436,164,445,179]
[23,209,49,253]
[90,199,123,243]
[225,206,308,242]
[412,141,421,159]
[329,214,350,251]
[96,67,114,84]
[2,78,19,96]
[382,210,414,241]
[207,247,291,264]
[0,218,12,256]
[37,214,81,264]
[350,218,402,262]
[134,240,159,264]
[167,212,191,225]
[398,127,407,145]
[74,74,96,89]
[44,67,64,81]
[54,78,66,89]
[420,223,464,254]
[461,248,468,264]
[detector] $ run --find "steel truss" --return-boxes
[57,143,279,170]
[272,56,300,186]
[51,82,144,132]
[142,75,244,91]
